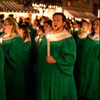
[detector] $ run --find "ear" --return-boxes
[63,21,66,27]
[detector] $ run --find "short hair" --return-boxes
[53,13,66,22]
[25,18,30,21]
[0,14,4,19]
[9,14,14,18]
[43,20,52,27]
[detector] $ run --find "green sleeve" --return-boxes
[0,46,6,100]
[29,24,37,39]
[29,29,37,45]
[55,37,76,75]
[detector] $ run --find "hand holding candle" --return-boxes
[46,56,56,64]
[0,38,2,44]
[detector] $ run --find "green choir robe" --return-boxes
[1,36,25,100]
[78,36,100,99]
[0,45,6,100]
[23,41,31,96]
[73,34,87,92]
[23,41,31,77]
[72,30,79,41]
[35,30,77,100]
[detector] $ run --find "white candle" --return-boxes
[0,38,2,44]
[98,9,100,18]
[47,34,50,56]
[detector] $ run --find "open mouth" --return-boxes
[54,25,57,28]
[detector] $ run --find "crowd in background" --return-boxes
[0,13,100,100]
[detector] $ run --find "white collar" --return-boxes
[89,34,100,41]
[0,28,3,32]
[78,32,88,39]
[1,33,20,40]
[45,29,72,41]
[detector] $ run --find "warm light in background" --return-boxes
[56,7,62,12]
[67,0,71,6]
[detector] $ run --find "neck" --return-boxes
[95,30,99,34]
[53,28,63,34]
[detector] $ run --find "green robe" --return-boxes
[35,35,77,100]
[23,41,31,76]
[0,45,6,100]
[72,30,79,41]
[73,34,87,92]
[78,36,100,99]
[23,41,31,96]
[2,36,25,100]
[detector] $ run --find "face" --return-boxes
[33,20,38,26]
[43,23,52,33]
[3,20,13,34]
[52,15,65,32]
[93,20,100,34]
[41,17,46,23]
[82,22,88,33]
[37,29,43,35]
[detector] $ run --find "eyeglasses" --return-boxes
[3,24,12,26]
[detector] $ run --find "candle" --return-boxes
[98,9,100,18]
[0,38,2,44]
[47,34,50,56]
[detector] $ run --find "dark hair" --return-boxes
[0,20,4,23]
[9,14,14,18]
[77,21,82,27]
[22,22,29,27]
[0,14,4,19]
[25,18,30,21]
[43,20,52,27]
[65,19,71,30]
[34,19,40,26]
[39,25,44,33]
[40,16,47,21]
[82,20,89,24]
[18,24,29,40]
[53,13,66,22]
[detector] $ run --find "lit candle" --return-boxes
[0,38,2,44]
[47,34,50,56]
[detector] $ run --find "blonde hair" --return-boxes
[5,17,19,37]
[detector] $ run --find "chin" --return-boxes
[53,28,57,31]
